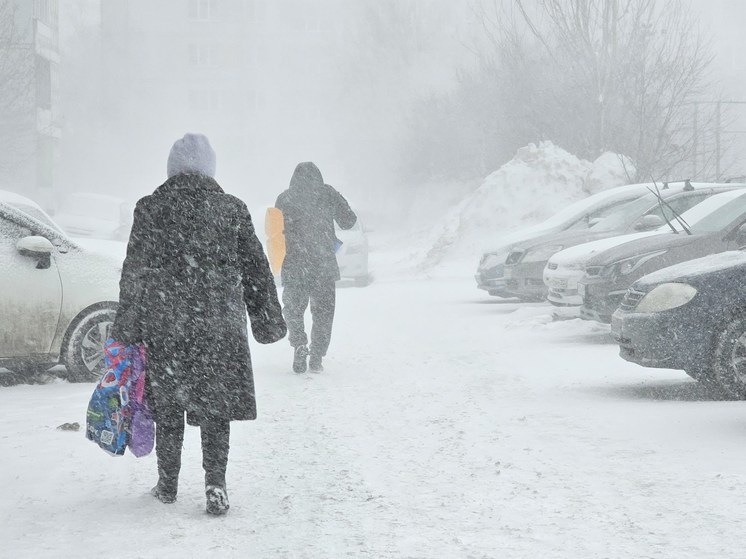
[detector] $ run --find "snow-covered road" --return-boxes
[2,273,746,558]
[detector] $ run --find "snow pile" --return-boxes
[586,152,636,194]
[419,141,634,269]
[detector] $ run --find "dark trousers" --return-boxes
[155,405,231,492]
[282,280,336,357]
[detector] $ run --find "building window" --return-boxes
[246,0,266,22]
[36,135,55,190]
[189,0,221,20]
[188,44,221,67]
[33,0,59,25]
[188,90,223,112]
[34,0,51,23]
[35,56,52,109]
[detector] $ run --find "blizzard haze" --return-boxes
[7,2,746,557]
[56,0,477,220]
[49,0,746,240]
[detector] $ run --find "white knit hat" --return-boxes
[167,133,216,178]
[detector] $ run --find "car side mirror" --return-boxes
[16,236,54,269]
[634,214,665,231]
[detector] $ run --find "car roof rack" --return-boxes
[659,179,693,191]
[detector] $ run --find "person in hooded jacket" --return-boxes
[111,133,286,515]
[274,162,357,373]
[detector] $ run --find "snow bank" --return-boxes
[418,142,635,269]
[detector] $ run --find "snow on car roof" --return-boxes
[532,181,737,232]
[548,187,746,266]
[535,183,651,229]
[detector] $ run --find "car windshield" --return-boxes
[588,195,659,232]
[684,191,746,234]
[5,201,65,234]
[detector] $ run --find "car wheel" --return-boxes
[684,366,728,397]
[712,315,746,398]
[63,307,116,383]
[0,371,25,387]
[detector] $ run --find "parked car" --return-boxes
[53,192,133,241]
[0,190,121,384]
[577,188,746,322]
[611,250,746,396]
[538,182,745,305]
[503,182,735,302]
[475,183,652,297]
[335,216,370,286]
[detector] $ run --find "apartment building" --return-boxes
[0,0,60,209]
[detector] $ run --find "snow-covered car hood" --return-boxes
[548,231,662,267]
[635,250,746,287]
[509,229,623,256]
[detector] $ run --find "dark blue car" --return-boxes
[611,251,746,396]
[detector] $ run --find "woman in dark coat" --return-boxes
[111,133,286,515]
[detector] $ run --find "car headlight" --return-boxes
[522,245,564,263]
[606,250,667,277]
[635,282,697,313]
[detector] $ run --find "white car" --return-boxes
[53,192,133,241]
[544,189,746,306]
[543,232,658,306]
[476,182,652,296]
[335,217,369,286]
[0,190,121,384]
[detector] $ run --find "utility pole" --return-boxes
[692,101,698,179]
[716,100,721,180]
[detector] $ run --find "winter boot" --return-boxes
[205,485,230,515]
[308,353,323,373]
[151,479,177,504]
[293,344,309,373]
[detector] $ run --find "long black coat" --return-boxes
[275,162,357,286]
[111,174,286,425]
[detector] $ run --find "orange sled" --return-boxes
[265,207,285,277]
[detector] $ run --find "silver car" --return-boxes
[0,191,121,384]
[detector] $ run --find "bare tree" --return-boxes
[0,0,35,186]
[495,0,716,180]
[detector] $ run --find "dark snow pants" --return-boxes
[282,280,336,357]
[155,405,231,493]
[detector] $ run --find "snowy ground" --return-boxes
[3,245,746,558]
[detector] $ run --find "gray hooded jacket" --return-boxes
[275,162,357,286]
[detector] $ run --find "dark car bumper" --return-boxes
[503,262,547,301]
[475,264,512,296]
[611,308,711,372]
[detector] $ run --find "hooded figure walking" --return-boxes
[111,133,286,515]
[274,162,357,373]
